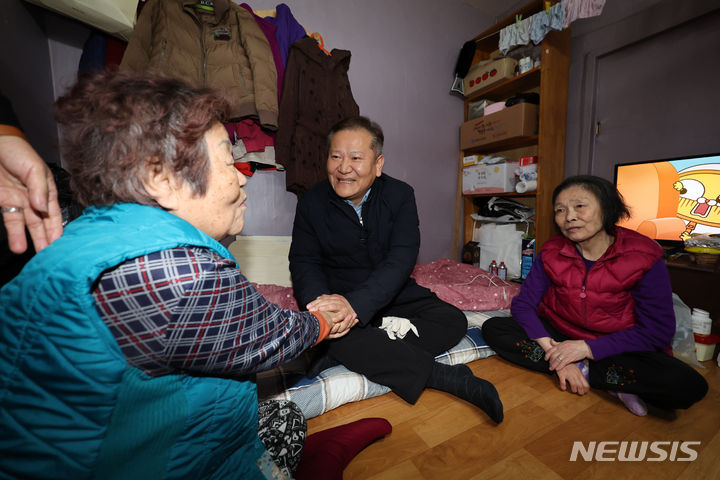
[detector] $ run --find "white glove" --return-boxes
[379,316,419,340]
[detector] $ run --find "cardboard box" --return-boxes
[519,155,538,166]
[460,103,538,150]
[464,58,517,97]
[483,102,506,116]
[462,161,519,194]
[468,99,493,120]
[463,154,480,166]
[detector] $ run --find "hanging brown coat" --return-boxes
[276,37,359,196]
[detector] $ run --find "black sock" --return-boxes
[426,362,503,423]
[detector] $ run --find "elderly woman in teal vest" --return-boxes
[483,175,707,417]
[0,71,390,479]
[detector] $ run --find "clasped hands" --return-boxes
[536,337,594,396]
[307,294,359,339]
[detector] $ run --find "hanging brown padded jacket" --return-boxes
[120,0,278,129]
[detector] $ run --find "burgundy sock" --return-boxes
[295,417,392,480]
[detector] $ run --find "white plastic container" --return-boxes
[691,308,712,336]
[694,333,719,362]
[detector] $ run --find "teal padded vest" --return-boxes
[0,204,272,479]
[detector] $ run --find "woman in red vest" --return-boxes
[483,175,707,416]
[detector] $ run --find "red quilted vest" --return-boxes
[538,227,663,340]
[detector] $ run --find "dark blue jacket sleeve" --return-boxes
[288,195,333,310]
[343,187,420,324]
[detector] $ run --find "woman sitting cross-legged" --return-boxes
[483,175,708,416]
[0,70,391,480]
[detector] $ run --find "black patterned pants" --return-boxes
[257,400,306,476]
[482,316,708,410]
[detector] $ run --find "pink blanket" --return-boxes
[253,283,300,311]
[411,258,519,311]
[254,258,519,313]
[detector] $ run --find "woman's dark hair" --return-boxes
[326,116,384,158]
[54,69,231,208]
[552,175,630,234]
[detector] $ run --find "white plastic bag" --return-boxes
[671,293,702,368]
[475,223,523,278]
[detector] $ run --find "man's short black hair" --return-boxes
[327,116,384,158]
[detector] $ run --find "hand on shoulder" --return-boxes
[0,135,63,253]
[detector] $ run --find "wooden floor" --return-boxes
[307,355,720,479]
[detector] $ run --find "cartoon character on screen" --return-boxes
[673,164,720,240]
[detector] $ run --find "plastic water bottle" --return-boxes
[489,260,498,275]
[498,261,507,280]
[520,237,535,280]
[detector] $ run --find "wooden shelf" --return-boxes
[453,0,570,259]
[463,191,537,198]
[464,68,541,103]
[462,135,538,155]
[666,255,720,274]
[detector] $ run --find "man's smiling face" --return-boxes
[326,128,384,206]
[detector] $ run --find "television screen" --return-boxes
[614,154,720,242]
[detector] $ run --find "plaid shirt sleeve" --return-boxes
[92,246,321,376]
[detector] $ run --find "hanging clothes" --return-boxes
[78,32,107,74]
[225,119,278,173]
[78,31,127,74]
[500,0,604,54]
[276,37,359,196]
[563,0,606,28]
[225,120,274,154]
[264,3,306,68]
[120,0,279,129]
[239,2,284,101]
[529,10,551,45]
[223,4,285,176]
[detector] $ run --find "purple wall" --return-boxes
[240,0,492,264]
[2,0,512,263]
[6,0,719,266]
[8,0,718,263]
[4,0,492,264]
[565,0,720,177]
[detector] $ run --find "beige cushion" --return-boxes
[227,235,292,287]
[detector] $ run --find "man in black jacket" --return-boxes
[289,116,503,423]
